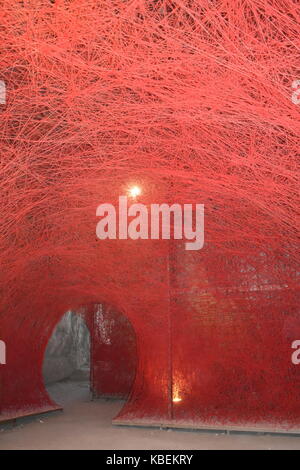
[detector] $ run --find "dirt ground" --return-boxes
[0,380,299,450]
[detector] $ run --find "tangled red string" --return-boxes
[0,0,299,430]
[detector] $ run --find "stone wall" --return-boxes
[43,311,90,385]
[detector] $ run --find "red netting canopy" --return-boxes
[0,0,299,432]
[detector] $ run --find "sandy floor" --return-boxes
[0,380,300,450]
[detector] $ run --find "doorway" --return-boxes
[43,311,91,407]
[43,304,137,408]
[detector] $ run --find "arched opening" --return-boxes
[43,310,91,407]
[43,303,137,412]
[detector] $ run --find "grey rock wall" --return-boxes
[43,311,90,385]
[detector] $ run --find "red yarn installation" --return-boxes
[87,304,137,399]
[0,0,299,431]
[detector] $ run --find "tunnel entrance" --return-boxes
[43,311,91,407]
[43,304,137,409]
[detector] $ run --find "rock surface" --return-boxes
[43,311,90,385]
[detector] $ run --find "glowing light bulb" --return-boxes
[128,185,141,198]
